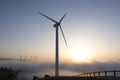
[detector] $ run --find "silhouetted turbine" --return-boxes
[38,12,67,77]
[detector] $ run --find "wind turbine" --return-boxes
[38,12,67,77]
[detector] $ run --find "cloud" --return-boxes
[0,58,120,79]
[60,61,120,73]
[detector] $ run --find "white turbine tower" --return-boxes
[38,12,67,77]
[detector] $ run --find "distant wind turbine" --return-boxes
[38,12,67,77]
[19,55,22,61]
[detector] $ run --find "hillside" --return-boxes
[33,76,120,80]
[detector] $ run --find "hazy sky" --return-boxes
[1,0,120,63]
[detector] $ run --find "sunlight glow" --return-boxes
[68,44,93,63]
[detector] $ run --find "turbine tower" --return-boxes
[38,12,67,77]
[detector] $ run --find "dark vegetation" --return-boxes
[0,67,20,80]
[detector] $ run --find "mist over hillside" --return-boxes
[0,58,120,79]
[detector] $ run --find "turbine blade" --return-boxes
[59,13,67,23]
[59,25,67,46]
[38,12,58,23]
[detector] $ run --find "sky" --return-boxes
[0,0,120,77]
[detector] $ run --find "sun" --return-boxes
[68,45,93,62]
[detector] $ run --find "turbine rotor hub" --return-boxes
[53,23,60,27]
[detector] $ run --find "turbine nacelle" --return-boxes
[53,23,60,27]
